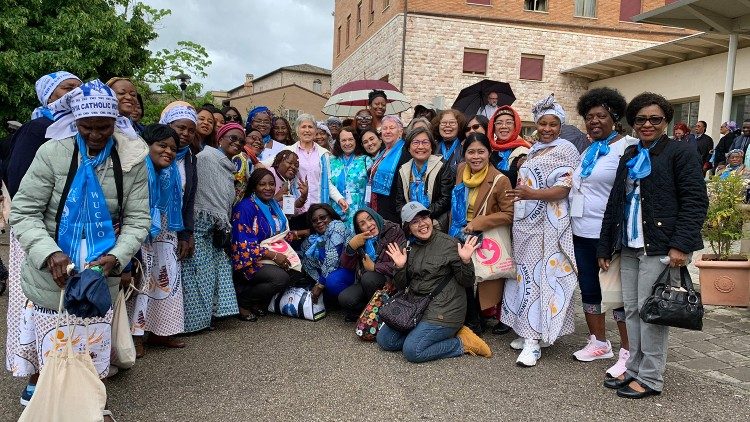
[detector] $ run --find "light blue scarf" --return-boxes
[320,154,330,203]
[440,138,460,161]
[371,139,404,195]
[494,150,513,171]
[580,131,618,179]
[175,146,190,162]
[363,238,378,262]
[145,156,184,239]
[409,161,430,208]
[58,134,117,270]
[305,233,326,260]
[625,139,660,181]
[448,183,469,240]
[336,155,355,198]
[253,194,287,235]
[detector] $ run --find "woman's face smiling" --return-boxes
[464,140,489,173]
[311,208,332,235]
[536,114,561,143]
[356,212,378,237]
[409,214,433,241]
[277,153,300,180]
[149,136,178,170]
[273,119,289,140]
[439,112,459,140]
[111,80,137,117]
[169,119,197,148]
[409,132,432,162]
[339,130,357,155]
[196,110,214,137]
[362,131,381,155]
[493,114,515,142]
[380,120,403,146]
[255,174,276,201]
[370,96,387,118]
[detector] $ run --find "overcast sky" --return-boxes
[144,0,335,91]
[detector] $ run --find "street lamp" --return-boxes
[176,73,190,100]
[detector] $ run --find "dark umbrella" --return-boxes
[64,267,112,318]
[451,80,515,116]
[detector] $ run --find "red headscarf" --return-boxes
[215,122,244,143]
[487,105,530,152]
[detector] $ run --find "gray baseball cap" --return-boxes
[400,201,430,224]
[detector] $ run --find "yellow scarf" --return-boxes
[463,164,488,220]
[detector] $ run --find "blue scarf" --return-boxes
[58,134,117,270]
[494,150,512,171]
[336,155,355,196]
[363,238,378,262]
[625,139,660,181]
[448,183,468,240]
[409,161,430,208]
[320,153,330,203]
[145,156,184,239]
[31,106,54,120]
[371,139,404,195]
[580,131,618,179]
[176,146,190,162]
[440,138,460,161]
[720,165,740,180]
[263,134,272,145]
[253,194,287,235]
[305,233,326,261]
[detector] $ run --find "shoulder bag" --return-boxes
[379,271,453,333]
[640,266,704,331]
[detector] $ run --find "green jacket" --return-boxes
[9,133,150,310]
[394,231,475,327]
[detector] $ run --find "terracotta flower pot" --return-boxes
[695,254,750,307]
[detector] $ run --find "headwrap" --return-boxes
[160,101,194,120]
[724,121,738,132]
[105,77,133,87]
[370,139,405,195]
[215,122,245,144]
[45,79,121,140]
[326,117,342,127]
[487,106,530,171]
[31,71,81,120]
[532,94,566,124]
[316,121,332,137]
[159,105,198,125]
[579,131,618,179]
[58,133,117,271]
[246,106,272,143]
[353,207,384,262]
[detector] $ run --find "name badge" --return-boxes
[365,184,372,205]
[282,195,295,215]
[570,193,584,218]
[345,189,353,205]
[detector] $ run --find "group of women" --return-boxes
[2,70,708,421]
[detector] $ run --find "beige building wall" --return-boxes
[252,71,332,96]
[589,47,750,141]
[228,85,329,121]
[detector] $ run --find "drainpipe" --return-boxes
[721,33,738,124]
[400,0,407,92]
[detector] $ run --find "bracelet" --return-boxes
[314,282,325,290]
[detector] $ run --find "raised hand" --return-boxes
[298,177,309,198]
[458,235,480,264]
[385,242,407,269]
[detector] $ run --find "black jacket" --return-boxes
[179,150,198,241]
[597,136,708,259]
[694,133,714,167]
[394,158,454,231]
[713,131,737,167]
[4,117,53,198]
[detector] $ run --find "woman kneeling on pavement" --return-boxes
[376,202,491,363]
[231,168,293,321]
[339,208,405,321]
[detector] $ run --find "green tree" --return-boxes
[0,0,166,132]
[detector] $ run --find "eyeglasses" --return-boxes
[467,124,482,131]
[494,120,514,128]
[411,140,431,147]
[633,116,666,126]
[409,215,430,226]
[356,115,373,121]
[440,121,458,127]
[222,134,246,146]
[225,115,241,122]
[584,113,610,122]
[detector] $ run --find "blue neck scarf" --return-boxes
[263,134,272,145]
[720,165,740,180]
[145,156,184,239]
[253,194,287,235]
[371,139,404,195]
[440,138,460,161]
[580,131,618,179]
[448,183,468,240]
[175,146,190,162]
[409,161,430,208]
[320,152,330,203]
[305,233,326,261]
[625,139,660,181]
[58,134,117,270]
[31,106,54,120]
[494,150,513,171]
[336,155,355,198]
[363,238,378,262]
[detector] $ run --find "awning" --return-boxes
[633,0,750,34]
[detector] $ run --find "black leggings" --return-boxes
[338,271,387,313]
[234,265,291,309]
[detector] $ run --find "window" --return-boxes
[463,49,488,75]
[731,94,750,125]
[313,79,322,94]
[383,0,390,11]
[369,0,375,24]
[620,0,641,22]
[575,0,597,18]
[467,0,491,5]
[346,15,351,47]
[337,26,341,55]
[669,101,699,136]
[357,2,362,35]
[524,0,547,11]
[520,54,544,81]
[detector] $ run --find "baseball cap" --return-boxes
[400,201,430,224]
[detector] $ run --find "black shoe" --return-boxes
[603,375,634,389]
[251,306,267,317]
[0,279,6,296]
[237,312,258,322]
[466,321,485,336]
[492,322,511,335]
[616,380,661,399]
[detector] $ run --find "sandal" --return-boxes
[147,335,186,348]
[250,306,267,317]
[133,336,145,358]
[238,311,258,322]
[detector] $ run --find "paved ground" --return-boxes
[0,237,748,421]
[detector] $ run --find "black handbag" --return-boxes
[639,266,704,331]
[211,226,232,249]
[379,273,453,333]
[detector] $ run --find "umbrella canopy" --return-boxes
[323,79,411,117]
[451,80,515,116]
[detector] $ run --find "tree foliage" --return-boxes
[702,174,747,259]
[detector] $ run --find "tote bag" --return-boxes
[259,230,302,272]
[472,174,515,281]
[599,254,623,311]
[268,287,326,321]
[19,293,107,422]
[111,285,136,369]
[355,289,391,341]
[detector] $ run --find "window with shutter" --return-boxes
[463,49,488,75]
[520,55,544,81]
[620,0,641,22]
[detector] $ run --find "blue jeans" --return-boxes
[377,321,463,363]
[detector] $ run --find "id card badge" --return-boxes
[345,189,353,205]
[570,193,584,218]
[365,184,372,205]
[282,195,295,215]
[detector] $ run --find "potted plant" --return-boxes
[695,173,750,306]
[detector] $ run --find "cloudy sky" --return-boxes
[144,0,335,91]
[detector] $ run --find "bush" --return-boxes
[702,173,747,259]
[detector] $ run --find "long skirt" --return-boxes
[129,230,184,336]
[181,215,239,333]
[5,229,27,373]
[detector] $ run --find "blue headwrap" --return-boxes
[246,106,272,144]
[31,71,81,120]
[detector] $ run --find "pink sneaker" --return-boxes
[606,348,630,378]
[573,335,614,362]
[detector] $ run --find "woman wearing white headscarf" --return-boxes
[501,94,579,367]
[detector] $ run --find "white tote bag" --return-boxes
[259,230,302,272]
[268,287,326,321]
[18,294,107,422]
[472,174,516,281]
[599,254,623,311]
[111,285,136,369]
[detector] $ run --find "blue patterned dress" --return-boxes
[329,154,372,227]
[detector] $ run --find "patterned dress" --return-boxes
[5,229,27,373]
[501,141,580,344]
[301,220,351,281]
[329,154,372,227]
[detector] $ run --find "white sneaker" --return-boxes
[573,334,614,362]
[106,365,119,378]
[516,339,542,367]
[510,337,551,350]
[606,348,630,378]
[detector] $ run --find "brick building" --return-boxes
[332,0,692,129]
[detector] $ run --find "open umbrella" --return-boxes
[451,80,515,116]
[323,80,411,117]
